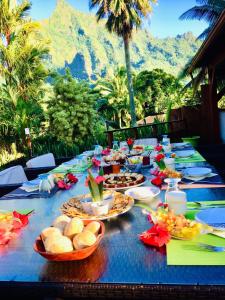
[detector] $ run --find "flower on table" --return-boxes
[95,175,105,184]
[155,153,165,162]
[13,211,29,227]
[102,147,111,155]
[86,168,105,202]
[57,180,72,190]
[56,172,78,190]
[151,176,163,187]
[67,173,78,183]
[92,157,101,167]
[139,224,170,248]
[126,137,134,146]
[154,144,163,152]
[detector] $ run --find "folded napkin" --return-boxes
[182,173,223,184]
[20,179,40,192]
[175,151,206,164]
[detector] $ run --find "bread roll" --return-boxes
[52,215,71,232]
[64,217,84,239]
[46,236,73,254]
[41,227,62,241]
[84,221,101,235]
[73,230,97,250]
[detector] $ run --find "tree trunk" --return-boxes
[123,36,136,127]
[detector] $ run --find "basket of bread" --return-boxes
[33,215,105,261]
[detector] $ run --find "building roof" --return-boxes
[188,10,225,76]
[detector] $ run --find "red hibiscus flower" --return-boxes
[92,157,101,167]
[102,147,111,155]
[57,180,72,190]
[155,153,165,162]
[158,171,166,179]
[13,211,29,227]
[155,144,163,152]
[139,224,170,248]
[151,176,163,187]
[67,173,78,183]
[95,176,105,184]
[157,202,168,209]
[126,138,134,146]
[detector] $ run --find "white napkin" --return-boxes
[184,173,218,182]
[212,230,225,239]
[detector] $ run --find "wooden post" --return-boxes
[107,131,113,148]
[200,79,220,143]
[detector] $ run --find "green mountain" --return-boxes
[41,0,202,80]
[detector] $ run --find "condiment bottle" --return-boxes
[164,178,187,215]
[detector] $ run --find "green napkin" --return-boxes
[145,145,154,151]
[175,151,206,164]
[1,209,34,215]
[167,200,225,266]
[49,162,92,174]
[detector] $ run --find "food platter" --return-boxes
[61,191,134,221]
[103,173,146,190]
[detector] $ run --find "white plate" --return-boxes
[104,179,147,191]
[125,186,160,201]
[175,150,195,158]
[183,167,212,178]
[172,142,188,149]
[195,207,225,230]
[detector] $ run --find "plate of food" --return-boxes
[103,153,126,164]
[103,173,146,190]
[175,150,195,158]
[61,191,134,221]
[34,216,105,261]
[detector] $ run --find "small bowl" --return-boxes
[33,220,105,261]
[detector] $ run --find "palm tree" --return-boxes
[95,67,144,128]
[180,0,225,39]
[0,0,49,146]
[89,0,156,126]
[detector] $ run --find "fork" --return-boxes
[198,243,225,252]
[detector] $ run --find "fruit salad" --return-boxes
[150,207,211,240]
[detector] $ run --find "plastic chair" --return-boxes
[26,153,56,168]
[134,138,158,146]
[0,165,27,184]
[0,165,28,197]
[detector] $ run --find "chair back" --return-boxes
[0,165,27,184]
[26,153,56,168]
[134,138,158,146]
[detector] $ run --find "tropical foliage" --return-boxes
[90,0,157,125]
[180,0,225,39]
[96,67,190,129]
[0,0,49,147]
[47,70,104,146]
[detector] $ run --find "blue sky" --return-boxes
[30,0,207,38]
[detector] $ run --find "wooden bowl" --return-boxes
[33,220,105,261]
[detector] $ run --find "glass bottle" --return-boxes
[164,178,187,215]
[112,141,119,151]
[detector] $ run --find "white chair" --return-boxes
[26,153,56,168]
[134,138,158,146]
[0,165,28,184]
